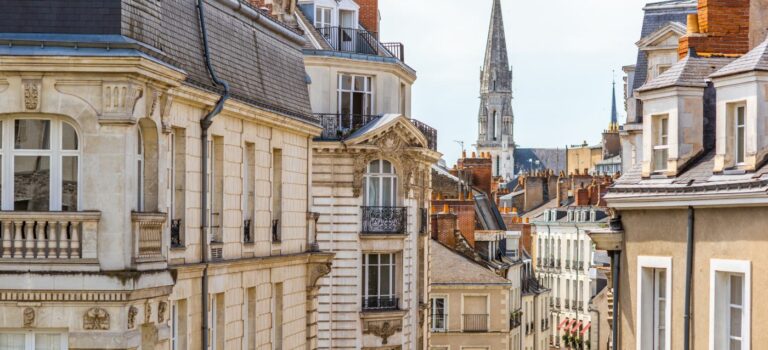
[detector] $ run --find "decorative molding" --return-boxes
[158,301,167,323]
[83,307,110,330]
[128,306,138,329]
[159,92,174,134]
[23,80,41,112]
[22,307,35,327]
[101,82,143,124]
[144,303,152,324]
[363,319,402,345]
[307,261,332,288]
[0,291,127,302]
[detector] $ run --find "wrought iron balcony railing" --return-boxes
[410,118,437,151]
[170,219,182,248]
[462,314,489,332]
[315,26,404,62]
[362,206,407,234]
[361,296,399,311]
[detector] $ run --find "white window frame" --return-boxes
[652,115,669,172]
[137,127,144,211]
[0,330,69,350]
[337,73,374,117]
[1,117,81,211]
[431,295,448,332]
[709,259,750,350]
[733,104,746,166]
[314,6,333,28]
[171,302,178,350]
[362,253,397,302]
[636,256,672,350]
[364,159,397,207]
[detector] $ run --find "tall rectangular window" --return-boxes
[431,297,447,331]
[338,74,373,119]
[710,259,750,350]
[246,287,256,350]
[210,137,224,243]
[271,148,282,242]
[172,299,187,350]
[652,115,669,172]
[172,128,186,247]
[362,253,397,310]
[400,83,406,115]
[243,143,255,243]
[273,283,283,350]
[213,293,224,350]
[0,332,67,350]
[314,6,332,29]
[735,105,746,165]
[638,257,671,350]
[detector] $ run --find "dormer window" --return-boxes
[652,114,669,172]
[315,7,332,30]
[732,103,746,166]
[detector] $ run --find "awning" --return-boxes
[571,320,583,334]
[557,318,570,330]
[565,319,577,333]
[580,322,592,336]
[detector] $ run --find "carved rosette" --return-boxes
[23,80,41,112]
[23,307,35,327]
[128,306,138,329]
[83,307,110,330]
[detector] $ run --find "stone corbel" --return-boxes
[159,92,174,134]
[307,261,332,289]
[363,320,402,345]
[99,81,144,125]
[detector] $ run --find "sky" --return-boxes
[377,0,651,165]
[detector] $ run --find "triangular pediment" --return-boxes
[637,22,687,50]
[344,114,428,151]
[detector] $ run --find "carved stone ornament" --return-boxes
[374,131,404,154]
[83,307,110,330]
[101,82,144,122]
[307,262,332,288]
[364,320,402,345]
[128,306,138,329]
[23,80,41,111]
[144,303,152,324]
[158,302,167,323]
[23,307,35,327]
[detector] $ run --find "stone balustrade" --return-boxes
[0,211,100,260]
[131,212,166,265]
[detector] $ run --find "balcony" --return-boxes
[362,296,399,311]
[315,26,405,62]
[362,206,407,234]
[462,314,489,332]
[131,212,166,269]
[316,114,438,151]
[0,211,100,267]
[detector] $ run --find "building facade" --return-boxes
[476,0,516,181]
[294,1,441,349]
[0,1,336,349]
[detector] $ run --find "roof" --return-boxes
[711,37,768,78]
[0,0,316,124]
[637,55,734,92]
[430,240,510,285]
[432,164,462,183]
[514,148,567,174]
[521,198,559,219]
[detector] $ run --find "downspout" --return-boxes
[197,1,231,349]
[611,250,620,350]
[683,206,695,350]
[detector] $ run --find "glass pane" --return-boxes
[341,75,352,90]
[340,92,351,116]
[0,333,25,350]
[367,264,378,295]
[365,77,372,92]
[658,329,665,350]
[382,160,392,173]
[731,275,743,305]
[380,253,390,264]
[15,119,50,149]
[352,92,365,115]
[15,156,50,211]
[62,122,78,150]
[368,254,378,265]
[35,333,62,350]
[382,178,392,206]
[730,307,742,337]
[62,156,78,211]
[366,177,379,206]
[369,160,380,173]
[381,264,391,295]
[658,300,666,327]
[364,93,372,115]
[354,76,365,91]
[658,271,666,297]
[730,339,741,350]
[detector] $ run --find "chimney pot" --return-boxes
[687,13,700,34]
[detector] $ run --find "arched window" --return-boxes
[137,127,144,211]
[137,118,159,212]
[1,117,80,211]
[364,159,397,207]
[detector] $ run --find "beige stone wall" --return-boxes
[617,206,768,350]
[429,286,512,350]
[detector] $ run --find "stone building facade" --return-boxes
[0,1,333,349]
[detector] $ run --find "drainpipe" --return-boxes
[683,206,695,350]
[611,250,619,350]
[197,1,231,349]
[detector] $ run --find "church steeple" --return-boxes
[609,78,619,132]
[480,0,512,93]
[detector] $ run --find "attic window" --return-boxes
[652,114,669,172]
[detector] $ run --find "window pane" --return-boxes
[368,264,378,296]
[382,160,392,173]
[354,76,365,91]
[658,329,665,350]
[380,253,390,264]
[658,270,666,297]
[369,160,380,173]
[62,122,78,150]
[730,307,742,337]
[35,333,62,350]
[0,333,24,350]
[62,156,78,211]
[731,275,743,305]
[340,92,351,116]
[382,178,392,206]
[366,177,379,206]
[381,264,391,295]
[730,339,741,350]
[658,299,666,327]
[15,119,50,149]
[15,156,50,211]
[341,75,352,90]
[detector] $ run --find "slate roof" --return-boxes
[710,37,768,78]
[514,148,567,174]
[637,55,734,92]
[0,0,316,124]
[430,240,510,285]
[632,1,697,91]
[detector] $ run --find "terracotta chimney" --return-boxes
[354,0,379,33]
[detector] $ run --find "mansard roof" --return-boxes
[430,240,511,285]
[480,0,512,93]
[710,37,768,78]
[636,55,734,92]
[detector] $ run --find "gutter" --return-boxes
[683,206,695,350]
[214,0,306,45]
[197,1,231,349]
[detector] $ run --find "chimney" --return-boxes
[431,211,458,248]
[678,0,750,58]
[355,0,379,33]
[523,175,545,212]
[687,13,700,34]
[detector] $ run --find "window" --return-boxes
[243,143,255,243]
[638,256,671,350]
[362,253,397,309]
[0,331,68,350]
[710,259,750,350]
[172,299,187,350]
[491,111,497,140]
[137,127,144,211]
[462,295,489,332]
[431,297,447,331]
[271,148,282,242]
[314,6,332,29]
[338,74,373,119]
[212,293,224,350]
[1,118,80,211]
[657,65,671,77]
[734,105,746,165]
[364,160,397,207]
[273,282,283,350]
[652,115,669,172]
[210,137,224,243]
[246,287,256,350]
[171,128,186,247]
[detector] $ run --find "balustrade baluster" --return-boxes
[47,221,57,258]
[23,221,35,258]
[1,221,10,258]
[12,221,23,258]
[70,222,80,259]
[57,221,67,258]
[35,222,45,258]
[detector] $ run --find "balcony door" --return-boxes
[339,10,355,51]
[364,159,396,207]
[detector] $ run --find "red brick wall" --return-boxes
[432,200,476,247]
[679,0,750,57]
[354,0,379,33]
[431,213,457,248]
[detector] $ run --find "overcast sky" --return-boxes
[377,0,651,165]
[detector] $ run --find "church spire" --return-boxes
[609,77,619,132]
[480,0,512,93]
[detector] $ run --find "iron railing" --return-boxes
[361,296,399,311]
[271,219,281,242]
[411,119,437,151]
[381,42,405,62]
[243,219,252,243]
[462,314,488,332]
[362,206,407,234]
[316,113,380,140]
[316,26,405,62]
[171,219,182,248]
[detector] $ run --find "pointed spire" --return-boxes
[609,74,619,132]
[480,0,512,93]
